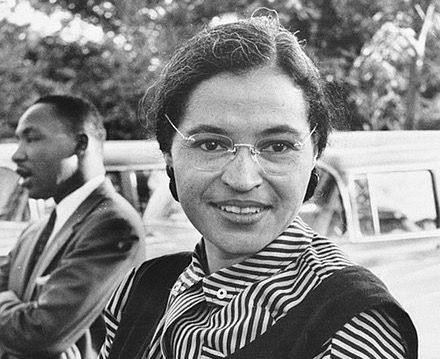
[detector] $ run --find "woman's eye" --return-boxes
[261,142,294,153]
[270,143,288,152]
[200,140,225,152]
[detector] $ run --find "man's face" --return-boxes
[12,103,78,199]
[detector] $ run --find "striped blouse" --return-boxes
[99,217,407,359]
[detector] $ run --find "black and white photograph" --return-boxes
[0,1,439,358]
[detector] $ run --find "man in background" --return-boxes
[0,95,145,359]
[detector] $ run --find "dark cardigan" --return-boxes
[108,252,418,359]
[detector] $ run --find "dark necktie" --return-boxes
[29,209,57,272]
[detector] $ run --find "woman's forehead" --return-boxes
[180,68,309,135]
[190,67,302,101]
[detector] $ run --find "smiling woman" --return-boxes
[164,67,316,272]
[98,11,418,359]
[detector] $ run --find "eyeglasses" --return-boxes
[165,114,316,176]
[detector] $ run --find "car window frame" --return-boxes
[348,167,440,242]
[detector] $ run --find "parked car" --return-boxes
[1,131,439,358]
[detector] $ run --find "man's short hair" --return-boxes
[33,95,106,141]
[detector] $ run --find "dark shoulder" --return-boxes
[90,181,143,226]
[75,182,145,250]
[120,252,192,311]
[135,252,192,281]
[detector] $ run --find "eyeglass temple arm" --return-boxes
[303,124,317,144]
[165,114,192,141]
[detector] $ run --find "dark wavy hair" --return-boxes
[142,11,339,158]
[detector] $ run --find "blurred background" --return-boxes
[0,0,439,140]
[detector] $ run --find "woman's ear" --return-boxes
[303,167,319,203]
[164,152,179,202]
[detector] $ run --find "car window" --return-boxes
[143,171,193,227]
[353,177,375,236]
[299,168,346,237]
[0,167,30,222]
[353,170,438,236]
[106,169,157,214]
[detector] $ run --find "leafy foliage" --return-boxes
[1,0,439,140]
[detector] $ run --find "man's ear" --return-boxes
[164,152,173,168]
[75,134,88,154]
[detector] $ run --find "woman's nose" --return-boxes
[220,147,264,192]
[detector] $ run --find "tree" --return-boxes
[1,0,439,139]
[405,1,436,129]
[0,20,67,138]
[347,0,440,130]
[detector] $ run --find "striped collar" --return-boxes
[169,217,315,307]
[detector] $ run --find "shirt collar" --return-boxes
[170,217,314,306]
[51,175,106,238]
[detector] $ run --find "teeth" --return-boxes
[219,205,262,214]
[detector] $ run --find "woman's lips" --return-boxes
[218,204,263,214]
[213,201,270,224]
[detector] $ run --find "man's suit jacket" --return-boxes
[0,180,146,359]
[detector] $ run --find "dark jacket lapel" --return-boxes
[24,180,116,300]
[8,222,47,298]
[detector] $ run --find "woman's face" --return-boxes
[166,67,316,272]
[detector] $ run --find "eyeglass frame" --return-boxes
[164,114,317,175]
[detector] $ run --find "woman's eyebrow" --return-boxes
[186,124,229,136]
[186,124,306,137]
[260,125,303,137]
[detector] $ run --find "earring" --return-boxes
[166,165,179,202]
[303,167,319,202]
